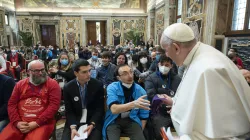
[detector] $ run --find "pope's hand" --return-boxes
[162,94,173,106]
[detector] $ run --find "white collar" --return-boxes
[183,42,200,67]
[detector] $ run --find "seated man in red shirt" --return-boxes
[0,60,61,140]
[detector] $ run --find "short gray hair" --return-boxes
[28,60,44,70]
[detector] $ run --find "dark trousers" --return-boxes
[151,113,172,140]
[61,125,102,140]
[106,118,145,140]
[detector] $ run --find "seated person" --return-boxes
[0,74,15,132]
[96,51,116,88]
[62,59,104,140]
[49,52,75,89]
[144,55,181,140]
[0,60,61,140]
[102,64,150,140]
[7,46,23,80]
[113,52,128,66]
[87,48,102,69]
[148,46,165,72]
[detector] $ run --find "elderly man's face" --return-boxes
[161,42,181,65]
[29,62,47,85]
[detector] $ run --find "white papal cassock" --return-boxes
[171,42,250,140]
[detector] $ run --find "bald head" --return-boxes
[28,60,45,70]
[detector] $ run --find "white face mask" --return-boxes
[122,83,133,88]
[159,65,170,74]
[140,57,148,64]
[11,50,16,53]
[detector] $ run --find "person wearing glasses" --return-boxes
[0,60,61,140]
[62,59,104,140]
[102,64,150,140]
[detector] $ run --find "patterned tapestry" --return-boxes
[0,10,5,32]
[187,0,204,17]
[155,7,165,44]
[60,17,82,49]
[22,18,33,32]
[111,18,146,45]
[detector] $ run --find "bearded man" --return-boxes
[0,60,61,140]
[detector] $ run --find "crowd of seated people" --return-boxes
[0,39,249,140]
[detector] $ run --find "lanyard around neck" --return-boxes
[157,71,171,89]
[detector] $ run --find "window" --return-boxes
[5,14,9,25]
[227,0,250,35]
[231,0,247,30]
[176,0,182,23]
[249,16,250,29]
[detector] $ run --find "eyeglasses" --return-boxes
[30,68,45,73]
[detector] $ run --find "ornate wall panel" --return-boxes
[155,6,165,45]
[16,16,34,33]
[0,9,4,32]
[182,0,206,42]
[0,9,5,46]
[60,17,82,49]
[215,0,229,35]
[111,17,146,45]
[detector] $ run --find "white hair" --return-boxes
[28,60,44,70]
[160,34,197,49]
[160,35,173,47]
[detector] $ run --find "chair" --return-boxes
[20,57,27,80]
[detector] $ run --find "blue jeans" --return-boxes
[0,119,9,132]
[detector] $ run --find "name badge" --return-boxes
[80,109,87,123]
[121,111,130,119]
[59,82,65,89]
[12,62,16,67]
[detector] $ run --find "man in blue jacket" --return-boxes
[0,74,15,132]
[102,64,150,140]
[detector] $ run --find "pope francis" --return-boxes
[160,23,250,140]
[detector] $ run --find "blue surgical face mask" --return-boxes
[92,55,98,60]
[60,59,69,66]
[156,54,160,61]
